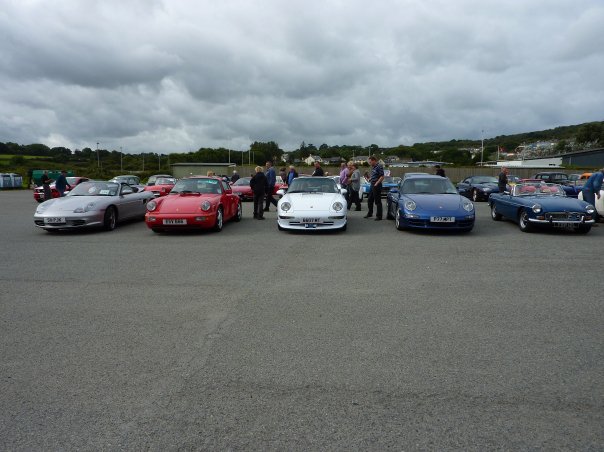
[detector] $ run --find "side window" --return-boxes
[221,181,230,192]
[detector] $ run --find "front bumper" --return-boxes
[145,212,217,229]
[400,211,475,230]
[278,213,347,230]
[34,211,105,229]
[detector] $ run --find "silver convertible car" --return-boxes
[34,181,154,231]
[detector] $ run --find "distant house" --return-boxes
[281,153,290,163]
[384,155,400,164]
[304,155,323,165]
[325,156,344,165]
[351,155,369,164]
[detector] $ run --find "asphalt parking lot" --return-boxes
[1,190,602,450]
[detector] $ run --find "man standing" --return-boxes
[286,165,297,185]
[339,162,350,206]
[312,161,324,176]
[40,170,52,201]
[435,165,446,177]
[364,156,384,220]
[55,170,72,197]
[498,167,509,193]
[582,168,604,223]
[231,170,240,183]
[250,166,268,219]
[264,161,278,211]
[348,162,362,211]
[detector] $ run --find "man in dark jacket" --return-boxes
[55,170,72,197]
[312,161,324,176]
[264,161,278,211]
[498,167,509,193]
[250,166,268,219]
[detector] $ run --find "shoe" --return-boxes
[355,208,361,211]
[263,208,269,212]
[363,214,373,218]
[258,216,265,220]
[374,217,382,221]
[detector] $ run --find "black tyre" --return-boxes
[386,200,394,220]
[103,206,117,231]
[213,207,223,232]
[518,210,532,233]
[234,202,242,222]
[339,223,347,232]
[490,203,502,221]
[151,228,161,233]
[395,209,405,231]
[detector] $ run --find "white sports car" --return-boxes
[578,189,604,217]
[276,177,348,231]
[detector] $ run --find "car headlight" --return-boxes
[280,202,291,212]
[147,200,157,211]
[201,200,212,211]
[404,200,416,211]
[332,202,343,211]
[73,202,96,213]
[462,200,474,212]
[532,204,542,214]
[586,205,595,214]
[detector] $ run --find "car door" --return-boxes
[495,189,516,219]
[220,180,235,219]
[117,184,143,219]
[457,177,472,197]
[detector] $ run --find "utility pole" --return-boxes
[480,130,484,167]
[96,142,100,168]
[158,153,161,171]
[120,146,123,172]
[142,154,145,172]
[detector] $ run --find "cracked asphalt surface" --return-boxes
[1,190,602,450]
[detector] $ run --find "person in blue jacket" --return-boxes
[55,170,72,197]
[264,161,278,211]
[582,168,604,222]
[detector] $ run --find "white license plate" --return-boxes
[163,219,187,225]
[44,217,66,224]
[302,218,321,223]
[430,216,455,223]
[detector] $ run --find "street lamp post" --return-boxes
[480,130,484,167]
[120,146,123,172]
[96,142,100,168]
[158,153,161,171]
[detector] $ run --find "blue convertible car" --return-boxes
[489,182,596,233]
[386,175,475,232]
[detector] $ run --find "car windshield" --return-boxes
[170,178,221,194]
[472,176,497,184]
[383,176,401,184]
[233,177,251,186]
[512,183,566,197]
[66,177,79,184]
[154,178,175,185]
[67,181,119,196]
[287,177,339,194]
[402,178,458,195]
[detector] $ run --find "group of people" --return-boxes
[40,170,71,201]
[248,162,300,220]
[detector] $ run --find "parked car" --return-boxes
[276,177,347,231]
[578,189,604,218]
[230,176,286,200]
[109,175,141,186]
[143,177,176,197]
[529,172,581,197]
[145,177,241,232]
[456,175,499,201]
[33,176,90,202]
[146,174,173,186]
[34,181,154,231]
[359,175,402,199]
[386,175,475,232]
[489,182,595,233]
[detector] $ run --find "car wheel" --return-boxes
[395,209,405,231]
[103,206,117,231]
[490,203,502,221]
[234,202,242,222]
[386,200,394,220]
[213,207,223,232]
[576,225,591,234]
[339,223,347,232]
[518,210,532,232]
[472,189,479,202]
[151,228,161,233]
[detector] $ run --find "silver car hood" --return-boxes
[38,196,112,212]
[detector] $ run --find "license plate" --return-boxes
[302,218,321,223]
[430,216,455,223]
[44,217,66,224]
[163,219,187,225]
[305,223,318,229]
[554,223,576,230]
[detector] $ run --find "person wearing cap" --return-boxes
[55,170,72,197]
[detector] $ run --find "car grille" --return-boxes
[545,212,583,221]
[286,221,335,227]
[407,218,474,228]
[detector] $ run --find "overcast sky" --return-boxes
[1,0,603,154]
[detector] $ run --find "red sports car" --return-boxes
[230,176,288,201]
[145,177,242,232]
[33,177,90,202]
[143,177,176,197]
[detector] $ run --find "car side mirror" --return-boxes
[276,189,286,196]
[340,188,348,195]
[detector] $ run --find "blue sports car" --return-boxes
[456,175,499,202]
[386,175,475,232]
[489,182,596,233]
